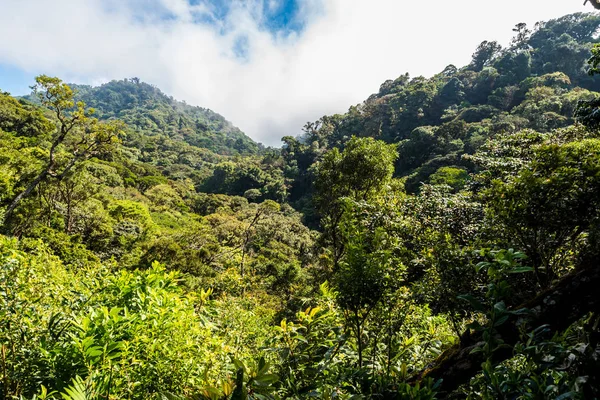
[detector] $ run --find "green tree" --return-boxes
[588,44,600,76]
[486,138,600,285]
[313,137,398,270]
[429,166,469,191]
[511,23,532,51]
[469,41,502,72]
[334,197,403,371]
[3,76,123,225]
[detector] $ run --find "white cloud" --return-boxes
[0,0,589,145]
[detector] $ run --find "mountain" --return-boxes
[282,12,600,208]
[69,79,260,156]
[19,78,264,192]
[2,11,600,400]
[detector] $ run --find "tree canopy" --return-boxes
[1,11,600,400]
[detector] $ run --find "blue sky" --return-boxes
[1,0,305,96]
[0,0,590,145]
[263,0,303,33]
[0,64,37,96]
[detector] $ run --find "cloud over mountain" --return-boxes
[0,0,585,145]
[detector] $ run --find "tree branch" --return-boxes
[410,259,600,396]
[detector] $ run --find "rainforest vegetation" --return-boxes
[2,11,600,400]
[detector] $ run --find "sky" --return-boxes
[0,0,591,146]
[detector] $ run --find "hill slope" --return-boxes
[282,12,600,207]
[70,79,259,156]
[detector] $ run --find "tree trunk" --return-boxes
[410,260,600,397]
[66,196,73,233]
[355,312,363,369]
[3,170,49,225]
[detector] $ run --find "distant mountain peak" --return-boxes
[69,78,260,156]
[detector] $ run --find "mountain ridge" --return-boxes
[25,77,261,156]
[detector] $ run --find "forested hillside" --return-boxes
[1,11,600,400]
[283,12,600,213]
[24,79,259,156]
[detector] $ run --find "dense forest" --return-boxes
[1,11,600,400]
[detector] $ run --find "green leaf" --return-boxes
[556,392,577,400]
[494,314,509,327]
[509,266,534,274]
[254,374,279,385]
[457,294,487,312]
